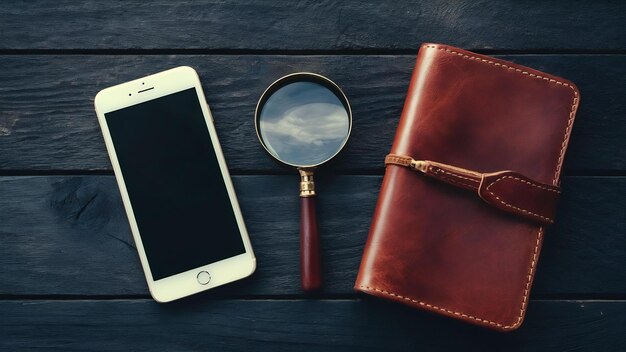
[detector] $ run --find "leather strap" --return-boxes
[385,154,561,225]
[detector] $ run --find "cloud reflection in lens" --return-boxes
[259,81,350,166]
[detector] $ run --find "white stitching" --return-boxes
[486,176,559,223]
[432,168,479,190]
[365,44,578,329]
[423,45,579,185]
[436,174,477,189]
[433,167,480,184]
[359,285,507,328]
[485,175,559,223]
[487,175,560,193]
[360,227,543,330]
[554,96,578,184]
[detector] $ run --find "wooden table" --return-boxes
[1,1,625,350]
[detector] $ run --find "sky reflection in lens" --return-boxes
[259,81,350,166]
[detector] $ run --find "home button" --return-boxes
[197,271,211,285]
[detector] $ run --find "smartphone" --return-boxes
[94,66,255,302]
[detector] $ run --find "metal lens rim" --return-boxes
[254,72,353,168]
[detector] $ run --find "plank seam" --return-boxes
[2,49,626,55]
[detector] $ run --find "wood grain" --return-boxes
[0,1,625,51]
[0,1,623,349]
[0,55,624,172]
[0,175,623,297]
[2,299,625,351]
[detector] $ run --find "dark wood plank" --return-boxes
[1,1,625,51]
[0,55,624,172]
[1,299,625,351]
[0,175,623,296]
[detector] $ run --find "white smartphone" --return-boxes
[94,66,255,302]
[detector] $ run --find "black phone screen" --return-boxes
[105,87,246,280]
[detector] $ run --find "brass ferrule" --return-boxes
[298,169,316,197]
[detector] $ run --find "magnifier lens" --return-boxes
[258,81,350,166]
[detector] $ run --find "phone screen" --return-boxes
[105,87,246,280]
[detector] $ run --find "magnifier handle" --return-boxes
[300,196,322,292]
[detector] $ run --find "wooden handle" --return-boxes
[300,196,322,292]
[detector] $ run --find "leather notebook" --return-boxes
[354,43,580,331]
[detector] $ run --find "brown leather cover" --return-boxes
[354,43,580,331]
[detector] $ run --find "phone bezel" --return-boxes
[94,66,256,302]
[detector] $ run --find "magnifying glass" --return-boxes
[255,72,352,292]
